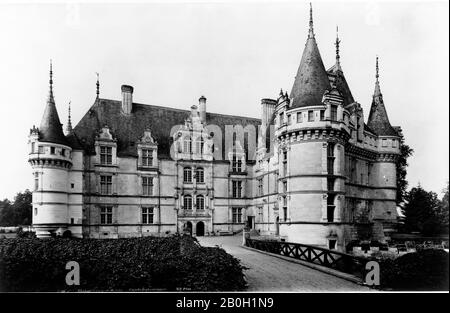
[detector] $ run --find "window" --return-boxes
[34,208,38,216]
[392,140,397,148]
[38,146,44,154]
[142,176,153,196]
[184,195,193,210]
[232,208,242,223]
[100,146,112,165]
[258,206,263,221]
[331,105,338,121]
[71,183,74,189]
[34,173,39,191]
[232,180,243,198]
[232,155,242,172]
[142,149,153,167]
[282,151,287,176]
[283,181,287,193]
[279,112,285,125]
[327,178,334,191]
[196,195,205,210]
[61,149,65,157]
[283,207,288,221]
[257,178,263,196]
[297,112,303,123]
[100,206,113,224]
[361,173,364,185]
[50,147,55,155]
[70,218,74,225]
[195,167,204,183]
[308,110,314,122]
[320,110,325,121]
[100,175,112,194]
[350,158,357,182]
[367,163,372,186]
[327,195,335,222]
[327,143,335,175]
[183,167,192,183]
[328,240,337,250]
[142,207,154,224]
[287,114,292,125]
[31,142,35,153]
[183,136,192,153]
[382,139,388,147]
[195,137,205,154]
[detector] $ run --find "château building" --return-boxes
[28,5,401,251]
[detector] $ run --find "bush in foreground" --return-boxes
[0,235,247,292]
[379,249,449,291]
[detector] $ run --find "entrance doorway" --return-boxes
[196,221,205,236]
[185,221,193,236]
[247,216,254,229]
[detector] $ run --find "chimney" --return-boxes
[191,105,198,118]
[261,98,277,131]
[121,85,134,114]
[198,95,207,123]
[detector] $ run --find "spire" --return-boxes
[290,3,330,108]
[367,56,398,136]
[335,26,341,71]
[66,101,73,134]
[308,3,315,39]
[39,61,69,145]
[96,72,100,97]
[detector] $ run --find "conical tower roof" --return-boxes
[367,57,398,136]
[39,61,69,145]
[290,4,330,109]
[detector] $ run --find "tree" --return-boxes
[403,184,445,236]
[0,190,32,226]
[435,182,449,233]
[396,134,414,204]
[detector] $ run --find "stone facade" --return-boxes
[28,6,401,251]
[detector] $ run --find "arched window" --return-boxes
[195,167,204,183]
[196,195,205,211]
[195,136,204,154]
[184,195,193,210]
[183,167,192,183]
[183,136,192,154]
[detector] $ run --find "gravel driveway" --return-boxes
[197,235,371,292]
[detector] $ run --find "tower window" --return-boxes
[34,173,39,191]
[34,208,38,216]
[287,114,292,125]
[31,142,35,153]
[308,110,314,122]
[142,207,154,224]
[50,147,55,154]
[257,178,263,196]
[61,149,65,157]
[142,149,153,167]
[38,146,44,154]
[100,146,112,165]
[297,112,303,123]
[283,207,288,222]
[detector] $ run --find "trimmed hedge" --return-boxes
[0,235,247,292]
[379,249,449,291]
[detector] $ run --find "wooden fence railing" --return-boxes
[245,238,371,279]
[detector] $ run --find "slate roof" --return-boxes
[71,99,261,160]
[327,64,355,107]
[39,92,69,146]
[367,81,398,137]
[290,35,331,109]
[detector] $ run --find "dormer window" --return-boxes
[142,149,153,167]
[195,137,204,154]
[100,146,112,165]
[232,155,242,172]
[331,105,338,121]
[183,136,192,154]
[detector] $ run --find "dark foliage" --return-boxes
[379,249,449,291]
[0,190,32,226]
[396,134,413,204]
[0,235,247,292]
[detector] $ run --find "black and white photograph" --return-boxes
[0,0,448,306]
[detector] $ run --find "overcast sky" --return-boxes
[0,0,448,200]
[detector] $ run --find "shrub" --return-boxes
[0,235,246,292]
[379,249,449,291]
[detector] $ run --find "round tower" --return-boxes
[28,62,72,238]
